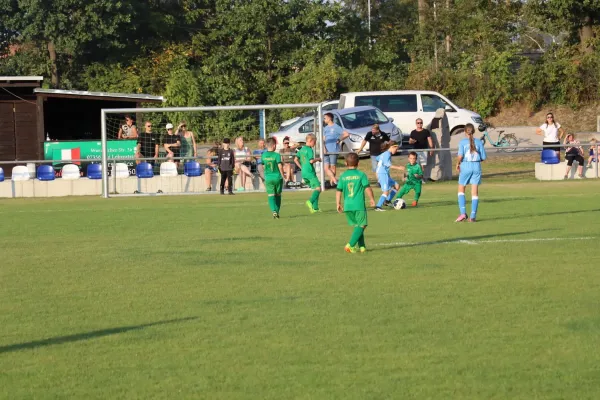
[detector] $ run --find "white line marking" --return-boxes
[374,237,596,247]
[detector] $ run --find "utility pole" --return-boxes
[368,0,371,49]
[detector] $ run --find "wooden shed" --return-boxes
[0,76,163,176]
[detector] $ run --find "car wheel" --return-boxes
[451,127,465,136]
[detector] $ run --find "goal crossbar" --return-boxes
[100,103,324,198]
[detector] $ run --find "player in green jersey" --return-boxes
[393,151,423,207]
[261,138,286,219]
[336,152,376,253]
[294,134,322,213]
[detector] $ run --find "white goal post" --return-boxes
[100,103,325,198]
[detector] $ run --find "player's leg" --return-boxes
[395,183,409,200]
[330,156,337,184]
[413,182,422,206]
[456,168,468,221]
[387,180,399,202]
[205,168,213,191]
[266,180,276,213]
[469,169,482,221]
[310,177,322,211]
[375,175,389,210]
[219,170,226,194]
[324,155,336,185]
[226,171,234,194]
[274,179,283,215]
[356,211,368,252]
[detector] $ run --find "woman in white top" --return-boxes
[536,112,565,160]
[234,137,254,191]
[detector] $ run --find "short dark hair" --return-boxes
[222,138,231,144]
[408,151,417,157]
[345,152,359,167]
[266,137,276,147]
[324,112,334,120]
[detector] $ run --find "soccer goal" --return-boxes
[100,103,325,198]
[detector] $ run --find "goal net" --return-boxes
[100,104,324,198]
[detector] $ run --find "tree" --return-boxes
[1,0,134,87]
[527,0,600,53]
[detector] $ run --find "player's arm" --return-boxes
[365,186,376,208]
[339,130,349,143]
[456,155,463,171]
[294,155,301,169]
[390,165,405,171]
[428,136,434,156]
[414,165,423,179]
[336,189,343,213]
[278,162,286,181]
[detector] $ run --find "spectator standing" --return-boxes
[253,139,267,183]
[588,138,598,167]
[217,138,235,195]
[136,121,158,165]
[323,112,349,186]
[536,112,565,160]
[177,121,197,162]
[408,118,434,182]
[279,136,298,184]
[118,115,138,139]
[234,137,254,191]
[356,124,390,172]
[163,123,181,163]
[564,133,585,179]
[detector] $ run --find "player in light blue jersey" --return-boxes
[455,123,487,222]
[374,141,403,211]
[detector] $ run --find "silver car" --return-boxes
[269,106,403,152]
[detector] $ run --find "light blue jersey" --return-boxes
[458,138,487,163]
[375,150,393,175]
[458,137,486,185]
[324,124,343,153]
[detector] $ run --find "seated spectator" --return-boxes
[204,144,220,192]
[279,136,299,183]
[564,133,585,179]
[233,136,254,191]
[163,123,181,164]
[253,139,266,183]
[136,121,158,165]
[118,115,138,139]
[588,138,598,166]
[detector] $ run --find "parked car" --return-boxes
[269,106,405,153]
[278,100,339,131]
[339,90,483,136]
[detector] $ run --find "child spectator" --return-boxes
[295,134,322,213]
[253,139,267,183]
[261,138,286,219]
[204,143,220,192]
[394,151,423,207]
[217,138,235,195]
[564,133,585,179]
[588,138,598,166]
[336,152,376,253]
[374,141,403,211]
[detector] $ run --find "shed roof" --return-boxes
[34,88,164,103]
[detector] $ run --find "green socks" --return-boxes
[310,190,320,209]
[358,233,365,248]
[268,196,277,212]
[349,227,364,247]
[275,195,281,212]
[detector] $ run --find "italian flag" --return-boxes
[53,147,81,165]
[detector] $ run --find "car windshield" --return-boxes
[340,109,389,129]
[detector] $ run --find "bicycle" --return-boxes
[478,124,518,152]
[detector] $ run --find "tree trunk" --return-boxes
[47,41,59,88]
[418,0,428,31]
[580,14,594,53]
[445,0,451,54]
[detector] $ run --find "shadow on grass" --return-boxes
[425,196,535,208]
[0,317,197,354]
[483,170,533,178]
[484,208,600,222]
[370,230,546,252]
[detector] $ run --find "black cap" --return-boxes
[222,138,230,144]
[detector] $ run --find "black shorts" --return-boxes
[543,141,561,153]
[566,154,584,166]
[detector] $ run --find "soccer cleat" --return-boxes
[220,191,225,195]
[468,218,477,223]
[344,244,357,253]
[305,200,316,213]
[455,214,468,222]
[383,200,391,207]
[359,247,367,253]
[411,201,418,207]
[314,208,322,213]
[228,192,235,195]
[374,207,386,212]
[273,212,279,219]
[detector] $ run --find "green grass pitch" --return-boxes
[1,180,600,399]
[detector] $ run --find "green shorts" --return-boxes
[302,175,321,189]
[345,210,368,227]
[265,178,283,195]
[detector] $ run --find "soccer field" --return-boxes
[1,181,600,399]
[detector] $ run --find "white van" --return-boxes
[339,91,483,135]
